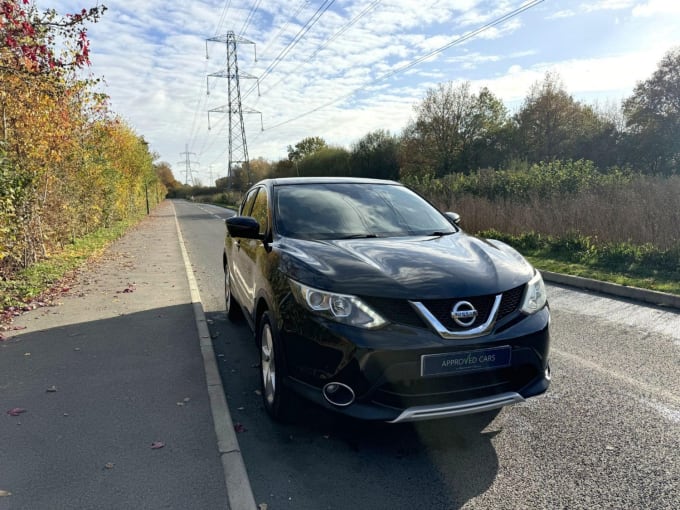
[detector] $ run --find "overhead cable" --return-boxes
[265,0,545,131]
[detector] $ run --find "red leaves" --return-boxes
[1,0,105,73]
[7,408,27,416]
[234,423,247,433]
[150,441,165,450]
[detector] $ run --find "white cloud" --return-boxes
[632,0,680,16]
[34,0,680,180]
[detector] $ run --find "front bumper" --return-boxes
[279,301,551,422]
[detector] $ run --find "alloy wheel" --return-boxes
[261,323,276,406]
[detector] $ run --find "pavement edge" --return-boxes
[542,270,680,310]
[172,203,257,510]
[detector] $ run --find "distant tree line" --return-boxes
[204,46,679,194]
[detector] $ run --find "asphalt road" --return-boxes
[175,199,680,510]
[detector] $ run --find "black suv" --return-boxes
[223,177,550,423]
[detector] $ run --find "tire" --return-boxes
[224,265,241,321]
[258,311,292,421]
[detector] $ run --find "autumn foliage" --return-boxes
[1,1,165,279]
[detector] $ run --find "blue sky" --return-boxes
[43,0,680,184]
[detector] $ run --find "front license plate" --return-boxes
[421,346,512,377]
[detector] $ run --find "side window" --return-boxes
[240,188,258,216]
[250,188,269,236]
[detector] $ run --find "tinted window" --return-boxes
[240,188,259,216]
[274,183,455,239]
[250,188,269,236]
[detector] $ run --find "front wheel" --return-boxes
[258,311,292,421]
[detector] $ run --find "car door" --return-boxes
[228,187,259,311]
[238,186,270,317]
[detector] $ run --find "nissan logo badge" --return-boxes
[451,301,478,327]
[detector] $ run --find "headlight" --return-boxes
[520,270,547,314]
[289,280,387,329]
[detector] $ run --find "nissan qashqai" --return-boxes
[223,177,550,423]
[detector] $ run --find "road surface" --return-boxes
[175,199,680,510]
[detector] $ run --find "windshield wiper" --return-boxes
[336,233,379,239]
[427,231,455,237]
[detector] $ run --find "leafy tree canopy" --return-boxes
[287,136,327,162]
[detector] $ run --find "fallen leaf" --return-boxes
[104,462,115,469]
[0,490,12,497]
[12,326,26,331]
[7,408,26,416]
[117,284,136,294]
[150,441,165,449]
[258,504,268,510]
[234,423,247,433]
[46,386,58,393]
[254,390,262,396]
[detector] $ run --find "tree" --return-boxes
[350,129,399,180]
[463,87,510,170]
[513,72,617,165]
[0,2,168,279]
[154,161,181,191]
[297,146,350,177]
[402,81,509,177]
[1,0,106,75]
[287,136,327,162]
[623,47,680,174]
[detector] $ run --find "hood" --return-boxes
[276,233,534,299]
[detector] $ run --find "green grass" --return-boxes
[479,230,680,296]
[524,256,680,295]
[1,219,136,309]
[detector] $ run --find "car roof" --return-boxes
[260,177,402,187]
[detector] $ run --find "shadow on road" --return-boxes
[208,310,501,510]
[0,305,228,510]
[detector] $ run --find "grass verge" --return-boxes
[1,218,136,310]
[480,230,680,296]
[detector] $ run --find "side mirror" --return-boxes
[445,212,461,226]
[226,216,262,239]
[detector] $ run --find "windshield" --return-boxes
[273,183,456,240]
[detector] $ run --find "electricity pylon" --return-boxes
[206,31,262,186]
[178,144,198,185]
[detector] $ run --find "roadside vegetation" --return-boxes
[1,2,172,310]
[2,0,678,312]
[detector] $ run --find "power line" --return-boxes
[258,0,310,59]
[242,0,336,99]
[265,0,545,131]
[258,0,382,98]
[214,0,233,36]
[239,0,263,37]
